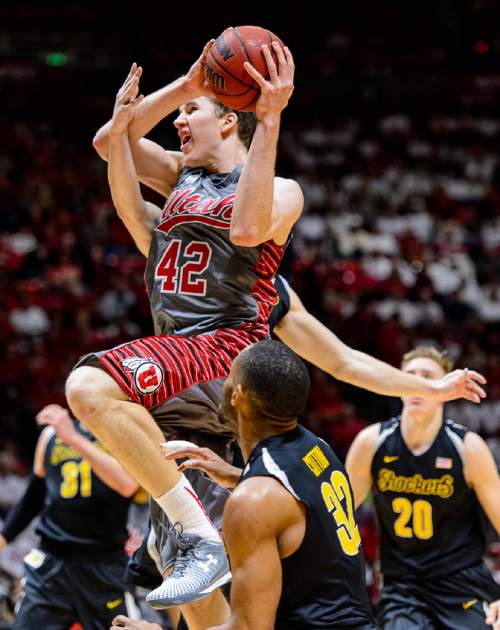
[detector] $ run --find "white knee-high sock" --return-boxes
[154,475,221,543]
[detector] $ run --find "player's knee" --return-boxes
[65,366,115,424]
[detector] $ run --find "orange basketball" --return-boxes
[205,25,286,112]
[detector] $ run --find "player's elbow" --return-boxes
[230,226,263,247]
[92,128,109,161]
[118,478,139,498]
[330,346,359,381]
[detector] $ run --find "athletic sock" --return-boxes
[154,475,221,543]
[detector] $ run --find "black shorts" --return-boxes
[379,562,500,630]
[14,548,139,630]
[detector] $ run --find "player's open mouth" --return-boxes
[180,134,192,150]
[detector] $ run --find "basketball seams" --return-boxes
[233,27,252,63]
[208,47,256,92]
[237,93,259,112]
[211,90,258,112]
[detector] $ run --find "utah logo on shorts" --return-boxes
[122,357,163,395]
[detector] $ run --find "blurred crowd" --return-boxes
[287,111,500,458]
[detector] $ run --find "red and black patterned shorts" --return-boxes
[75,321,268,409]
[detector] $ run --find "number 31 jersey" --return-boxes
[241,425,374,629]
[37,424,131,554]
[371,416,485,579]
[145,166,286,336]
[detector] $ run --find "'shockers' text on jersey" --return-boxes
[377,469,454,499]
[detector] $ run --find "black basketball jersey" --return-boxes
[268,274,292,333]
[37,424,131,554]
[241,425,373,629]
[145,166,285,336]
[371,416,485,579]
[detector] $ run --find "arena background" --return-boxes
[0,0,499,622]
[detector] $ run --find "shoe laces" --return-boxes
[167,522,192,552]
[168,523,207,579]
[171,546,195,579]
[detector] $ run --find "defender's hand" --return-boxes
[243,42,294,123]
[184,40,215,98]
[164,445,242,489]
[486,599,500,628]
[111,616,163,630]
[435,368,487,404]
[110,63,145,136]
[36,404,78,444]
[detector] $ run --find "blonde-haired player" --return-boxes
[346,347,500,629]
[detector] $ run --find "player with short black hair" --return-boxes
[163,340,379,629]
[233,338,310,421]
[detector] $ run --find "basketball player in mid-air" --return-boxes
[346,347,500,629]
[0,404,140,629]
[65,38,302,615]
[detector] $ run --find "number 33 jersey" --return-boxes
[145,166,286,336]
[241,425,374,629]
[371,416,485,579]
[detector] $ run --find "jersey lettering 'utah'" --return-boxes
[145,166,285,336]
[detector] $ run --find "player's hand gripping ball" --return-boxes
[204,25,286,111]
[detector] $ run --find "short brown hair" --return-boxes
[401,346,453,374]
[213,100,257,150]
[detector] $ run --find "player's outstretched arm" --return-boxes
[463,432,500,537]
[230,44,303,247]
[93,43,213,196]
[345,424,379,509]
[36,405,139,497]
[275,287,487,403]
[107,68,163,256]
[207,478,285,630]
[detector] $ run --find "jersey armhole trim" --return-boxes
[262,448,300,501]
[374,420,399,455]
[444,426,465,464]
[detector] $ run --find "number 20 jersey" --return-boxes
[145,166,285,336]
[371,416,485,579]
[241,425,374,629]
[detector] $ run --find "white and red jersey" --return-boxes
[145,166,285,336]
